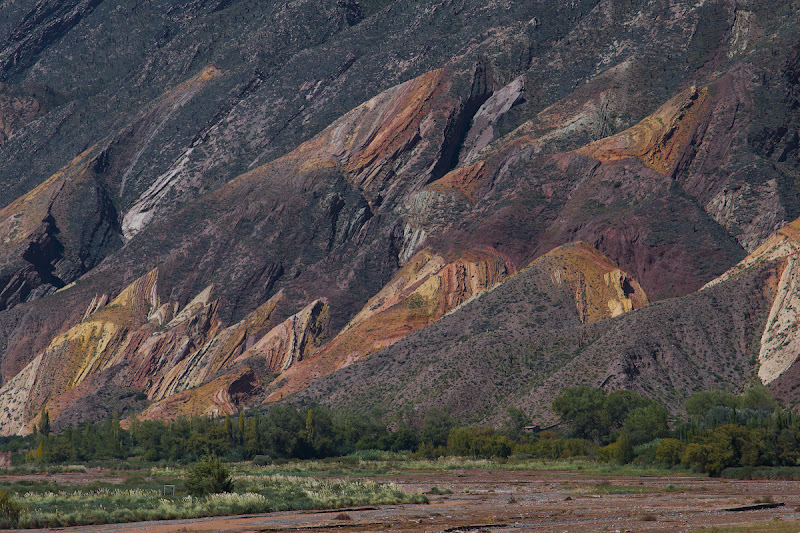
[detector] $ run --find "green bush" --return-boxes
[185,455,234,497]
[598,434,634,464]
[252,455,272,466]
[0,490,21,526]
[446,427,513,458]
[655,438,685,467]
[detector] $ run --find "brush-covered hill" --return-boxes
[1,0,800,433]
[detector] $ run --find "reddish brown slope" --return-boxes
[265,247,514,402]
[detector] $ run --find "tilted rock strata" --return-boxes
[701,215,800,390]
[0,66,222,315]
[265,247,514,402]
[3,0,800,430]
[758,256,800,384]
[0,268,328,435]
[237,299,329,373]
[578,86,711,176]
[531,242,649,325]
[705,216,800,288]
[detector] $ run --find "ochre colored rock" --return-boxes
[705,216,800,288]
[427,160,488,203]
[248,68,457,209]
[703,215,800,387]
[236,299,328,372]
[264,247,514,402]
[0,269,304,433]
[578,86,711,175]
[528,242,649,325]
[138,367,261,422]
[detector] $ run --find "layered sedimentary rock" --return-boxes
[578,86,711,175]
[290,241,658,421]
[239,299,329,373]
[532,242,649,325]
[758,256,800,384]
[700,216,800,393]
[265,247,514,402]
[2,0,800,430]
[0,268,328,434]
[706,217,800,288]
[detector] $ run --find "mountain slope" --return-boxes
[0,0,800,432]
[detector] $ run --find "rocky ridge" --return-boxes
[0,0,800,430]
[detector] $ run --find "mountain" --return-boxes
[0,0,800,433]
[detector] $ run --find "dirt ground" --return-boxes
[9,468,800,532]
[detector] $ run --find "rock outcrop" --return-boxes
[531,242,649,325]
[578,86,711,176]
[2,0,800,430]
[0,268,327,434]
[265,247,514,402]
[701,215,800,395]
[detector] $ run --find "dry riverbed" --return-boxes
[5,468,800,532]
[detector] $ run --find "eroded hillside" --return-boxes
[1,0,800,432]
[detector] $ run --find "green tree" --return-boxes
[185,454,234,497]
[615,433,634,464]
[776,427,800,465]
[224,414,232,443]
[38,406,50,438]
[655,438,685,466]
[238,411,245,446]
[446,427,472,456]
[391,423,419,452]
[624,405,669,445]
[420,407,456,447]
[0,490,21,527]
[684,391,737,418]
[605,390,651,429]
[304,409,315,443]
[739,384,778,413]
[697,424,763,475]
[681,442,708,471]
[553,386,609,441]
[506,407,531,435]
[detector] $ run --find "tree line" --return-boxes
[2,384,799,476]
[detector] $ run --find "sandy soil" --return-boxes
[7,468,800,532]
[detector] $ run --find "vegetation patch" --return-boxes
[585,480,652,495]
[2,474,423,529]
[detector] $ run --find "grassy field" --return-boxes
[0,465,426,529]
[225,452,692,478]
[0,452,703,529]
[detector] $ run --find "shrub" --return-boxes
[446,427,513,458]
[185,455,234,497]
[655,438,686,467]
[0,490,21,526]
[598,434,634,464]
[252,455,272,466]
